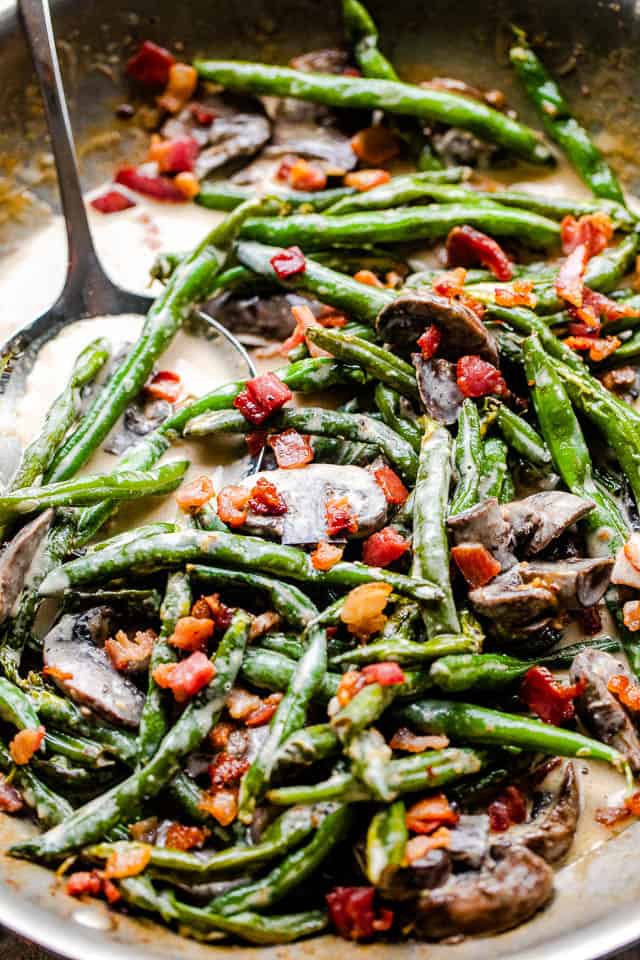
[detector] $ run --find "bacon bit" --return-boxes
[561,213,614,257]
[145,369,181,402]
[105,629,155,673]
[574,605,602,635]
[126,41,175,87]
[190,102,216,125]
[325,495,358,538]
[390,728,449,752]
[269,246,306,280]
[9,726,45,765]
[157,62,198,113]
[227,687,263,720]
[90,189,136,214]
[556,243,589,308]
[168,616,215,652]
[217,485,251,527]
[288,158,327,191]
[495,279,537,308]
[362,527,410,568]
[209,752,250,790]
[624,535,640,572]
[406,794,459,834]
[595,803,631,827]
[573,288,640,328]
[115,166,186,202]
[152,651,215,703]
[567,321,600,338]
[209,721,235,750]
[344,169,391,191]
[373,465,409,505]
[197,593,234,632]
[276,155,298,181]
[311,542,344,571]
[405,828,451,862]
[336,670,367,707]
[164,822,211,850]
[104,844,151,879]
[233,372,292,426]
[129,817,159,844]
[608,673,640,710]
[341,582,393,640]
[488,785,528,832]
[564,334,621,363]
[353,269,385,288]
[175,475,214,512]
[67,871,103,898]
[279,304,328,358]
[362,661,406,687]
[451,542,501,588]
[268,429,314,469]
[326,886,394,941]
[245,692,283,727]
[249,477,287,516]
[446,225,513,281]
[317,308,349,327]
[417,324,442,359]
[625,791,640,816]
[199,788,238,825]
[249,611,282,641]
[520,665,586,725]
[148,134,199,173]
[456,355,507,398]
[351,126,400,166]
[433,268,486,319]
[623,601,640,632]
[42,665,73,682]
[601,367,636,393]
[246,431,267,456]
[0,775,23,813]
[174,171,201,199]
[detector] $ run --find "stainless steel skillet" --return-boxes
[1,0,640,956]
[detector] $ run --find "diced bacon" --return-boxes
[269,429,314,468]
[115,166,186,202]
[406,793,459,834]
[456,355,507,398]
[233,372,292,425]
[344,169,391,191]
[520,665,586,725]
[433,267,486,319]
[246,431,267,456]
[152,651,215,702]
[336,670,367,707]
[0,775,23,813]
[249,611,281,641]
[126,41,175,87]
[148,134,199,173]
[361,661,406,687]
[175,475,214,512]
[405,829,451,862]
[389,727,449,752]
[174,172,200,199]
[157,62,198,114]
[451,542,501,587]
[612,533,640,590]
[145,369,181,402]
[168,616,215,652]
[105,629,155,673]
[561,213,614,257]
[288,158,327,191]
[564,334,620,362]
[555,243,588,308]
[104,844,152,879]
[326,886,394,940]
[280,304,328,358]
[198,593,234,632]
[353,269,384,288]
[362,527,410,567]
[270,246,306,280]
[245,692,283,727]
[373,466,409,505]
[488,785,527,832]
[164,823,209,851]
[623,600,640,632]
[340,582,393,640]
[311,542,344,570]
[67,871,103,898]
[9,726,45,765]
[90,189,136,214]
[209,752,250,790]
[217,485,251,527]
[351,126,400,165]
[190,102,216,125]
[494,279,537,308]
[248,477,287,515]
[575,605,602,635]
[198,788,238,825]
[608,673,640,711]
[446,225,513,281]
[227,687,263,720]
[326,495,358,537]
[417,324,442,359]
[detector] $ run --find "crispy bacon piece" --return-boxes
[405,828,451,862]
[145,369,181,402]
[341,582,393,640]
[104,844,152,879]
[555,243,588,308]
[326,886,394,940]
[175,475,214,512]
[199,788,238,825]
[227,687,263,721]
[326,495,358,537]
[90,190,136,214]
[126,40,175,87]
[451,542,501,587]
[344,169,391,191]
[417,324,442,359]
[433,267,485,319]
[362,661,406,687]
[336,670,367,707]
[406,793,459,834]
[105,629,155,673]
[601,368,637,397]
[353,269,385,288]
[564,334,621,362]
[608,673,640,711]
[390,727,449,752]
[217,485,251,527]
[373,466,409,505]
[268,429,314,468]
[148,134,199,173]
[248,477,287,515]
[311,542,344,570]
[456,355,507,398]
[115,166,186,202]
[446,225,513,281]
[495,279,537,308]
[9,726,45,765]
[157,62,198,114]
[67,871,103,898]
[152,651,215,703]
[174,172,200,199]
[209,752,250,790]
[520,665,586,725]
[280,304,330,358]
[245,692,283,727]
[164,823,209,851]
[623,600,640,632]
[488,785,527,832]
[269,246,306,280]
[288,158,327,191]
[362,527,410,567]
[233,372,292,425]
[351,126,400,165]
[190,102,216,125]
[249,611,281,641]
[168,616,215,652]
[0,775,23,813]
[561,213,614,257]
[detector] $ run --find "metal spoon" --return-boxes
[0,0,253,475]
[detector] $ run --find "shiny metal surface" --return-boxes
[1,0,640,957]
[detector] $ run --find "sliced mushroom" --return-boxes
[406,845,554,939]
[413,356,464,425]
[377,291,498,364]
[236,464,388,544]
[104,395,171,455]
[503,492,595,556]
[203,292,323,346]
[447,813,490,870]
[0,509,53,626]
[43,609,145,728]
[447,497,517,569]
[379,848,452,902]
[570,649,640,775]
[522,558,613,607]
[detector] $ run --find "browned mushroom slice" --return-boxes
[413,356,464,425]
[407,845,554,939]
[379,848,452,902]
[447,497,517,569]
[447,813,490,869]
[521,558,612,607]
[0,508,53,626]
[570,649,640,776]
[503,492,595,556]
[377,291,498,364]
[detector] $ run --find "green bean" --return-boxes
[238,625,327,823]
[510,36,624,202]
[379,598,422,643]
[241,648,339,701]
[332,682,397,743]
[374,384,421,453]
[86,522,177,553]
[306,327,418,401]
[274,723,341,769]
[412,419,460,636]
[347,727,394,800]
[331,633,479,666]
[195,59,554,163]
[484,398,551,468]
[478,437,509,501]
[329,172,489,216]
[366,800,407,885]
[470,187,633,229]
[10,612,250,862]
[0,676,40,729]
[309,435,380,466]
[171,899,328,944]
[39,529,442,604]
[607,597,640,678]
[197,181,357,211]
[0,741,72,828]
[44,730,113,768]
[450,399,483,516]
[398,699,630,774]
[186,563,318,628]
